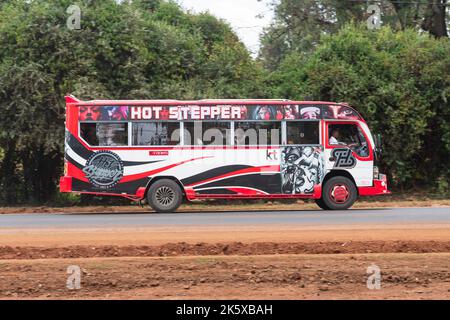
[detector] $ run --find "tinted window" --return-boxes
[80,123,128,146]
[287,121,319,145]
[235,122,281,145]
[132,122,180,146]
[183,122,230,146]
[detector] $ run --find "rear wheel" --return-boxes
[321,176,357,210]
[147,179,183,213]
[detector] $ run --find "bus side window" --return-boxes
[235,122,281,146]
[328,124,369,157]
[286,121,319,145]
[183,122,230,146]
[80,123,98,146]
[96,123,128,146]
[132,122,180,146]
[80,123,128,146]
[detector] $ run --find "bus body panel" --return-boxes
[60,97,390,202]
[64,136,324,198]
[323,149,373,186]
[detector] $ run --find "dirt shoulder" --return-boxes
[1,225,449,299]
[1,203,449,300]
[1,240,450,260]
[1,224,450,247]
[1,253,449,299]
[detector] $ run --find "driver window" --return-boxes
[328,124,369,157]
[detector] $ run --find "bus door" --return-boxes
[324,121,374,187]
[280,120,324,195]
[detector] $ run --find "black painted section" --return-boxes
[193,173,282,194]
[72,177,150,195]
[195,189,237,195]
[181,165,253,186]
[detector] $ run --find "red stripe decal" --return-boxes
[119,156,213,183]
[67,162,89,182]
[227,187,267,195]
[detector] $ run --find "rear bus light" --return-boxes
[373,166,379,179]
[64,161,68,176]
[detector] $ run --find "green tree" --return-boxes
[267,24,450,190]
[0,0,263,204]
[259,0,449,70]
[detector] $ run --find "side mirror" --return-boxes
[375,134,382,154]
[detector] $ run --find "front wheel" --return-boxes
[321,176,357,210]
[147,179,183,213]
[315,198,330,210]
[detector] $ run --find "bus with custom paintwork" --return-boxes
[60,95,389,212]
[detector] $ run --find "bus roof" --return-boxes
[65,95,349,107]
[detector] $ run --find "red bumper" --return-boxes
[358,174,391,196]
[59,176,72,193]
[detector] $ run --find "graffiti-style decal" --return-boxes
[82,151,124,189]
[332,148,356,168]
[299,106,321,119]
[79,106,129,121]
[323,105,360,120]
[78,104,362,121]
[281,146,324,194]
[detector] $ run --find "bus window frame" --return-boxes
[324,120,373,161]
[284,119,321,147]
[77,118,323,149]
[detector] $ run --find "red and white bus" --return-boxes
[60,95,389,212]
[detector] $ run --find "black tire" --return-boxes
[315,198,330,210]
[147,179,183,213]
[322,176,357,210]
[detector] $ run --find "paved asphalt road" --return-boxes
[0,207,448,229]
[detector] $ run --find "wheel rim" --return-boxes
[330,184,350,204]
[155,186,175,206]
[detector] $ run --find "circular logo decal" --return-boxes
[82,151,124,189]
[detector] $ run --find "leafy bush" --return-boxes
[268,24,450,189]
[0,0,264,205]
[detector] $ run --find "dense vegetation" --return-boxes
[0,0,448,205]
